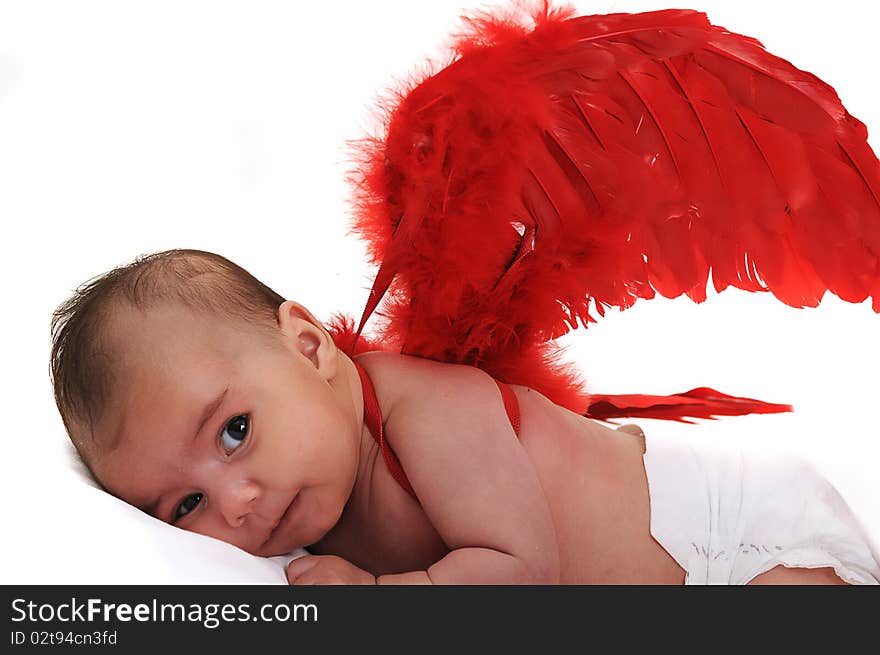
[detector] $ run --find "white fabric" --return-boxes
[3,450,304,585]
[643,430,880,585]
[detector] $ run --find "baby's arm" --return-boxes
[374,360,560,584]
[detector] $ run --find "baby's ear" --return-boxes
[277,300,338,381]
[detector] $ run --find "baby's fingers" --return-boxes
[286,555,320,585]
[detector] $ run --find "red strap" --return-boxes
[354,360,416,498]
[354,360,521,500]
[494,378,521,436]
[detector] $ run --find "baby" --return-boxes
[50,249,880,585]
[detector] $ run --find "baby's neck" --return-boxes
[332,351,366,443]
[308,352,376,552]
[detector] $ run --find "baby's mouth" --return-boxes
[263,491,301,547]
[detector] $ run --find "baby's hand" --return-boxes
[286,555,376,585]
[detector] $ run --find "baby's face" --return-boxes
[91,302,360,557]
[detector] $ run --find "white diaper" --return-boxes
[642,431,880,585]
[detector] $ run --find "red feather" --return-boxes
[343,3,880,421]
[586,388,794,424]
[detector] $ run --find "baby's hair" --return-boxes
[49,248,286,462]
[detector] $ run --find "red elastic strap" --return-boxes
[354,361,417,498]
[494,379,521,437]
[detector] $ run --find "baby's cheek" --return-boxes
[252,436,300,485]
[256,404,356,490]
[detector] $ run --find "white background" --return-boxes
[1,0,879,582]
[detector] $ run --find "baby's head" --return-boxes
[50,249,363,556]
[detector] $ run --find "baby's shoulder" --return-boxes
[354,350,462,376]
[352,351,499,417]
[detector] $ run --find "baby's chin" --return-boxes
[260,524,328,558]
[259,488,343,557]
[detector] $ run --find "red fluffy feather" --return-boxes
[337,3,880,421]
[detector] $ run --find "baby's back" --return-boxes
[508,381,685,583]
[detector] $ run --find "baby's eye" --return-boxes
[220,414,249,453]
[174,493,203,521]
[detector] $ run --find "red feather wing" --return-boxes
[344,5,880,415]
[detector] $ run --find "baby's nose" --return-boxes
[216,480,261,528]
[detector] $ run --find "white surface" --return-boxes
[1,0,878,584]
[43,457,298,584]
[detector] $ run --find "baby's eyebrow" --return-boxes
[193,386,229,444]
